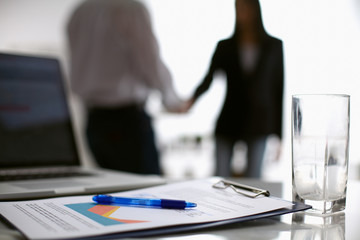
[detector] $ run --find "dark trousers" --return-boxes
[215,135,267,178]
[86,105,160,175]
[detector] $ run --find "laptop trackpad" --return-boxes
[12,180,91,190]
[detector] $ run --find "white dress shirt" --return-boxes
[67,0,183,111]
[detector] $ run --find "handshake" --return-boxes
[166,98,195,114]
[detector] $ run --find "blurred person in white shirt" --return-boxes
[67,0,185,175]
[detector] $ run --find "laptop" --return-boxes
[0,52,165,201]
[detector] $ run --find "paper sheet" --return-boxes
[0,177,293,240]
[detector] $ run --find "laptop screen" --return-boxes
[0,53,80,168]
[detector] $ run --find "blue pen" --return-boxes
[92,194,197,209]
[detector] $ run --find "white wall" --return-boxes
[263,0,360,178]
[1,0,360,177]
[143,0,233,140]
[145,0,360,178]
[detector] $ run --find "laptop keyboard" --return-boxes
[0,168,94,181]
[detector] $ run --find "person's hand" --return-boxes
[164,98,195,113]
[181,98,195,113]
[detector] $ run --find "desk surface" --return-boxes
[1,179,358,240]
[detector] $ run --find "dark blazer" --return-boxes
[193,35,284,141]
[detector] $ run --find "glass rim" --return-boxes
[292,94,350,98]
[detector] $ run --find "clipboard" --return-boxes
[76,179,312,240]
[82,203,309,240]
[0,177,312,240]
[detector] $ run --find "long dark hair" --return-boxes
[233,0,268,41]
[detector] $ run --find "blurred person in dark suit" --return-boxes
[185,0,284,178]
[67,0,184,175]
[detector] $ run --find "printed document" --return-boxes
[0,177,293,240]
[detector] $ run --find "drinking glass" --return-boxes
[291,94,350,214]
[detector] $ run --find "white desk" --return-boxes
[1,179,359,240]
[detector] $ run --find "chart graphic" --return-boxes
[65,203,148,226]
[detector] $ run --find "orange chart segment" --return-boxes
[88,205,119,216]
[65,203,148,226]
[88,205,148,224]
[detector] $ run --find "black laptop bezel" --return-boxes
[0,52,82,169]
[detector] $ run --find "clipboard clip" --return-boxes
[212,179,270,198]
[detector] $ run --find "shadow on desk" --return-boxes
[132,218,291,240]
[0,219,24,240]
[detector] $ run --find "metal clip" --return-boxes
[213,179,270,198]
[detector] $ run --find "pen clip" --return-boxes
[212,179,270,198]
